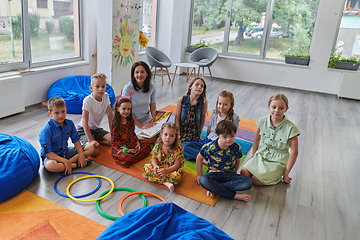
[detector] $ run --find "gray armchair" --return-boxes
[188,47,218,81]
[146,47,172,85]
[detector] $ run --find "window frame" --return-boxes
[0,0,83,73]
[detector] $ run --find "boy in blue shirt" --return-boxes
[195,120,253,202]
[39,97,97,175]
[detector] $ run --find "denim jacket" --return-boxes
[180,96,203,129]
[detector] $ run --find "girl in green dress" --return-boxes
[241,94,300,186]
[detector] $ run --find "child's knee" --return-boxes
[199,174,209,187]
[103,133,112,143]
[92,147,99,156]
[44,160,63,172]
[240,167,250,176]
[252,176,264,186]
[85,143,98,156]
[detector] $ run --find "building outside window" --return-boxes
[0,0,81,72]
[37,0,47,9]
[190,0,320,61]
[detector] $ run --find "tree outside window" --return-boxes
[0,0,81,72]
[190,0,319,60]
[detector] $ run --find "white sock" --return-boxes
[163,182,174,192]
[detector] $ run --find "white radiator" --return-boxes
[0,75,25,118]
[338,72,360,100]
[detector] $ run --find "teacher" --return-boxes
[122,61,157,133]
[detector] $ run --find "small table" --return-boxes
[171,63,198,86]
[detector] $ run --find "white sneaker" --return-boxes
[163,182,175,192]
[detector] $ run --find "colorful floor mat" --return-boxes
[89,104,257,206]
[162,103,257,172]
[0,190,106,240]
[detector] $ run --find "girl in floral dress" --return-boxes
[143,123,185,192]
[111,96,151,168]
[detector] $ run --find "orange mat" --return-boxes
[0,190,106,240]
[89,145,219,206]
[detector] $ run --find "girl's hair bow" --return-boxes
[117,89,135,103]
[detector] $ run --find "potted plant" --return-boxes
[187,40,210,53]
[282,26,311,66]
[284,53,310,66]
[328,52,360,71]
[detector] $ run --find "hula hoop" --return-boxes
[54,172,101,198]
[118,191,167,216]
[66,175,114,202]
[96,188,147,221]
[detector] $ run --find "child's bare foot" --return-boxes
[234,193,251,202]
[207,191,215,199]
[202,159,209,165]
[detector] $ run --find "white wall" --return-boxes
[156,0,192,72]
[156,0,350,95]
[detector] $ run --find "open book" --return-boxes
[137,111,172,139]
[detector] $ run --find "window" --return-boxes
[333,0,360,59]
[190,0,320,60]
[0,0,81,72]
[37,0,47,9]
[139,0,157,52]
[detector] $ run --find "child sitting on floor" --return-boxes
[39,97,96,175]
[241,93,300,185]
[183,90,239,161]
[175,77,208,143]
[111,95,152,168]
[195,120,253,202]
[77,73,114,149]
[143,123,185,192]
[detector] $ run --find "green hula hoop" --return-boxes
[95,187,147,221]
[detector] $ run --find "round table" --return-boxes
[171,62,199,86]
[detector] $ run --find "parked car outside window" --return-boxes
[251,28,284,39]
[247,27,263,37]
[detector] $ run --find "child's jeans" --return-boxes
[183,138,212,160]
[199,172,253,199]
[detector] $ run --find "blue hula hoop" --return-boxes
[54,172,101,198]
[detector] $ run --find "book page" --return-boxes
[137,111,172,138]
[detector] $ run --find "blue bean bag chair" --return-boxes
[0,134,40,202]
[96,203,234,240]
[47,75,116,114]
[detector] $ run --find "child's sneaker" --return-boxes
[163,182,175,192]
[85,159,92,166]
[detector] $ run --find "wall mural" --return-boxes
[111,1,141,68]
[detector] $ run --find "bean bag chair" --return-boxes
[0,134,40,202]
[47,75,116,114]
[96,202,234,240]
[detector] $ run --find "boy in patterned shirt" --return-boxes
[195,120,253,202]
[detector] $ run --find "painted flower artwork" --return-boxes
[110,18,136,68]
